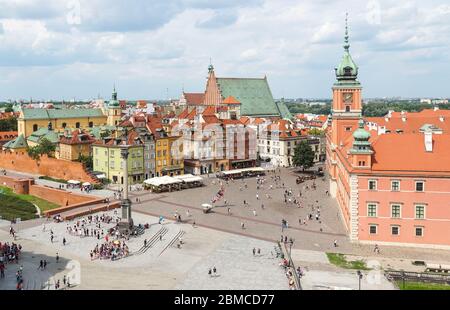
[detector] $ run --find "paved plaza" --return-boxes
[0,211,289,290]
[1,167,450,290]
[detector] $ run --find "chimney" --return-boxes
[424,130,433,152]
[439,116,444,122]
[402,116,407,122]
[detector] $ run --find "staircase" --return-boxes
[131,226,169,256]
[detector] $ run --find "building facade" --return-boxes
[326,18,450,249]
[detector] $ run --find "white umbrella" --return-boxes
[82,182,91,186]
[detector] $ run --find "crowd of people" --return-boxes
[90,240,130,261]
[0,241,24,289]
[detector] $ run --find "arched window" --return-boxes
[33,124,38,132]
[345,106,350,112]
[76,122,80,128]
[89,121,94,128]
[62,122,67,129]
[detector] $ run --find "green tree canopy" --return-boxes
[293,140,315,170]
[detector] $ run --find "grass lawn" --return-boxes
[326,253,370,270]
[396,280,450,290]
[0,186,59,220]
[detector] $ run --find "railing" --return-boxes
[278,241,302,290]
[385,270,450,285]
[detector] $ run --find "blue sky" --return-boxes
[0,0,449,101]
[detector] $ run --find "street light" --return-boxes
[357,270,363,290]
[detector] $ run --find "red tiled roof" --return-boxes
[0,131,18,141]
[60,130,96,145]
[184,92,205,105]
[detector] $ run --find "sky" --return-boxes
[0,0,449,101]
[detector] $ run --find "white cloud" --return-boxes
[0,0,449,100]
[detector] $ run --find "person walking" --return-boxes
[253,248,256,256]
[334,240,338,247]
[252,209,257,217]
[227,207,231,215]
[213,266,217,277]
[56,253,60,264]
[257,248,261,255]
[241,222,245,230]
[63,237,66,246]
[208,268,212,277]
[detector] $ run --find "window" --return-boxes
[391,226,400,236]
[345,127,352,132]
[391,204,401,218]
[89,121,94,128]
[391,180,400,191]
[345,106,350,112]
[359,161,366,167]
[369,225,377,235]
[368,180,377,190]
[76,122,80,129]
[415,205,425,219]
[62,122,67,129]
[367,203,377,217]
[33,124,38,132]
[415,181,424,192]
[415,227,423,237]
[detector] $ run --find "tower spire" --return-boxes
[344,12,350,52]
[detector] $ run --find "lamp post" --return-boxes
[357,270,363,290]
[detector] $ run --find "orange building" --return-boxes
[326,19,450,249]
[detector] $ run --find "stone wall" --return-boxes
[29,185,97,207]
[0,151,98,183]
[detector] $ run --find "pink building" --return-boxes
[326,19,450,249]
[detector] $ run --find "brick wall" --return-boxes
[0,151,98,183]
[29,185,97,207]
[0,175,32,194]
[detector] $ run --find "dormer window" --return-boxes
[344,67,352,76]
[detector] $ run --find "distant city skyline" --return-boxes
[0,0,449,101]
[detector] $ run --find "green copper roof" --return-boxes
[27,128,60,144]
[3,134,28,149]
[353,118,370,141]
[275,100,293,120]
[335,14,358,82]
[21,108,105,120]
[216,77,280,117]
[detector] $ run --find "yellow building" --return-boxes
[148,124,184,177]
[92,130,145,184]
[17,88,123,137]
[58,129,96,161]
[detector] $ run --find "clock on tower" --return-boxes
[343,93,353,103]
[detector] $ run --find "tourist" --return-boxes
[63,238,66,246]
[56,252,59,263]
[208,268,212,277]
[334,240,338,247]
[43,260,47,269]
[241,222,245,229]
[213,266,217,276]
[257,248,261,255]
[253,210,257,217]
[253,248,256,256]
[227,207,231,215]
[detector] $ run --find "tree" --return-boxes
[26,138,56,160]
[293,140,315,171]
[38,138,56,156]
[0,118,18,131]
[308,128,324,137]
[78,154,93,170]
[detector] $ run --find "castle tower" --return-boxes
[327,14,363,194]
[107,86,122,126]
